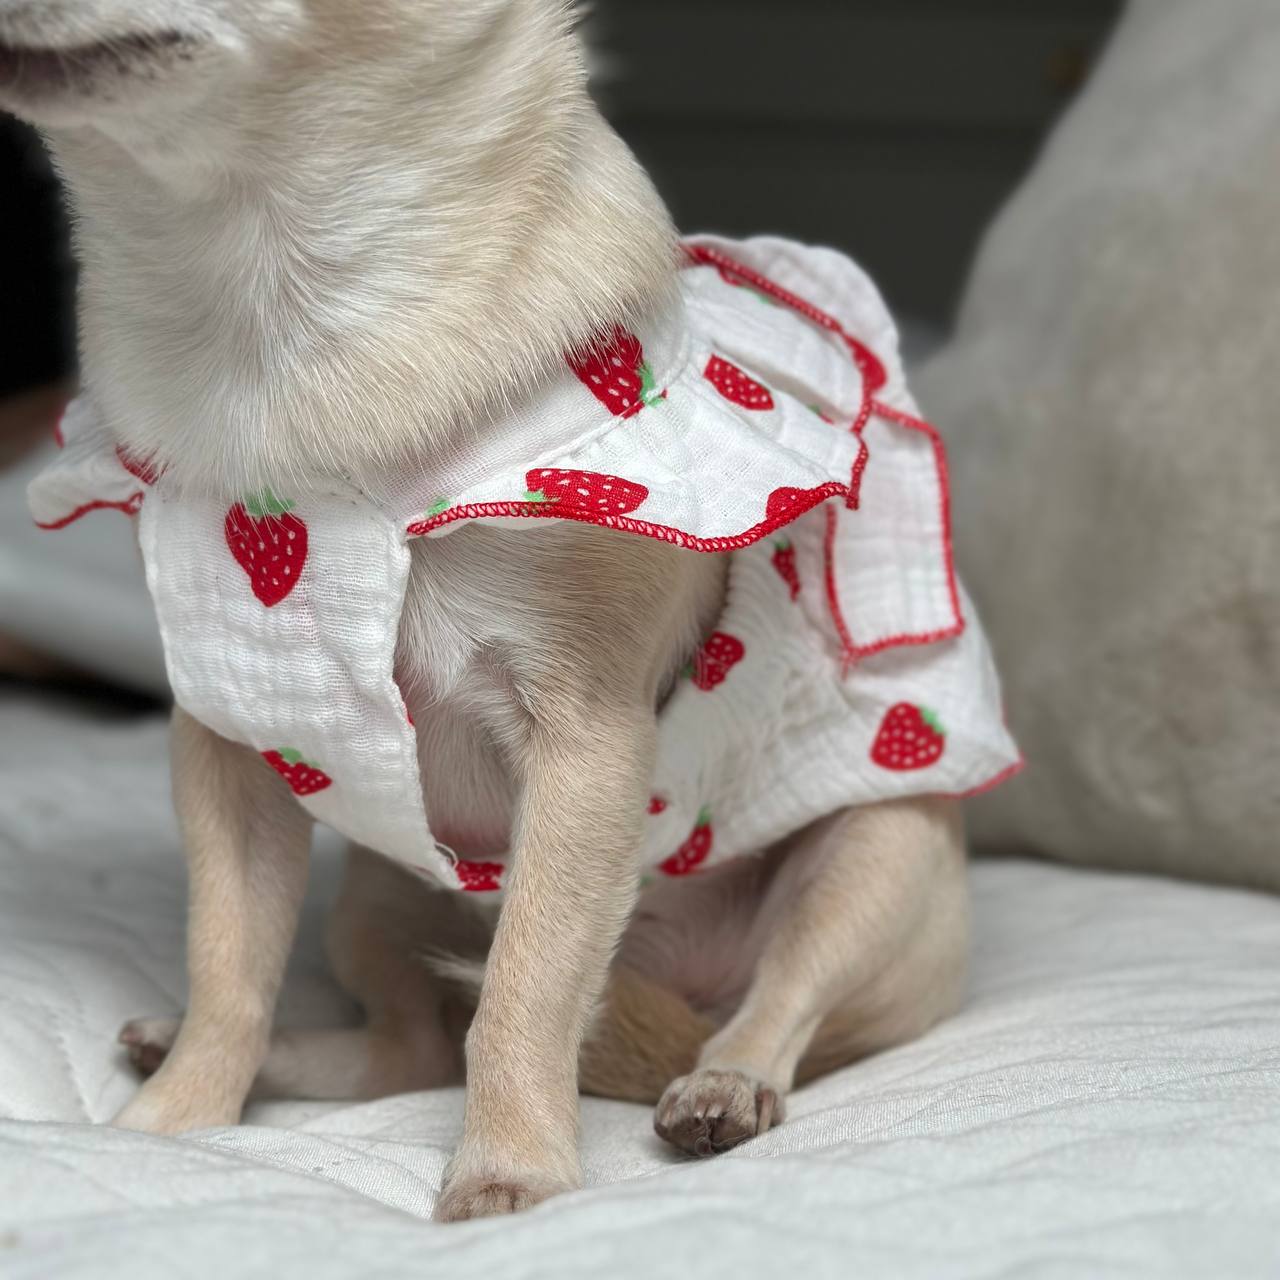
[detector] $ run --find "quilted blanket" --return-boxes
[1,689,1278,1278]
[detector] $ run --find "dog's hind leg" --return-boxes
[654,796,968,1157]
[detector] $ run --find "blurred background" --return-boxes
[587,0,1119,325]
[0,0,1121,409]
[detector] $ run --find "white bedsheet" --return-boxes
[1,690,1277,1278]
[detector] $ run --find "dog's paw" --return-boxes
[118,1017,181,1077]
[112,1074,245,1135]
[433,1169,575,1222]
[654,1067,782,1157]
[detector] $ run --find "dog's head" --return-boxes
[0,0,311,127]
[0,0,523,130]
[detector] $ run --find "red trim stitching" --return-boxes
[952,757,1026,799]
[34,491,145,530]
[825,398,967,665]
[868,398,964,636]
[684,243,888,393]
[407,482,848,550]
[823,506,856,660]
[686,242,876,505]
[847,425,870,511]
[407,246,965,666]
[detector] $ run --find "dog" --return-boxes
[4,0,1018,1221]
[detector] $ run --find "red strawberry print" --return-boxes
[647,795,668,815]
[704,355,774,411]
[765,485,829,523]
[568,325,666,417]
[870,703,946,771]
[685,631,745,691]
[115,444,159,486]
[224,489,308,607]
[772,540,800,600]
[524,468,649,517]
[262,748,333,796]
[659,808,713,876]
[455,859,504,892]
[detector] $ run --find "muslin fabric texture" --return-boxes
[30,236,1019,892]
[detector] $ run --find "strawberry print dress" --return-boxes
[30,236,1022,894]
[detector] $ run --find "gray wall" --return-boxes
[589,0,1120,324]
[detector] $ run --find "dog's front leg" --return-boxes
[434,700,652,1221]
[113,707,312,1133]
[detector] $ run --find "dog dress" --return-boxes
[30,236,1022,894]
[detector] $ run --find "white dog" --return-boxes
[6,0,1019,1221]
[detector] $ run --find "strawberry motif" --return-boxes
[524,468,649,517]
[224,489,308,607]
[262,748,332,796]
[568,325,666,417]
[704,355,774,411]
[647,795,668,815]
[115,444,159,486]
[765,485,828,523]
[772,540,800,600]
[870,703,947,771]
[685,631,745,691]
[659,808,713,876]
[455,859,504,892]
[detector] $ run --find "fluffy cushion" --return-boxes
[915,0,1280,891]
[4,689,1279,1275]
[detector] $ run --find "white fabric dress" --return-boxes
[29,236,1022,894]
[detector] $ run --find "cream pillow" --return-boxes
[916,0,1280,891]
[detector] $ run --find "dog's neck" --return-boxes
[47,1,678,495]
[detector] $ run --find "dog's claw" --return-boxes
[654,1067,781,1157]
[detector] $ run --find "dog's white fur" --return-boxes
[17,0,677,495]
[2,0,969,1221]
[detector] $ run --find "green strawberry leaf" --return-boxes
[695,805,712,828]
[277,747,304,765]
[244,488,294,518]
[425,498,450,517]
[920,707,946,736]
[775,539,792,552]
[524,489,552,504]
[638,361,666,407]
